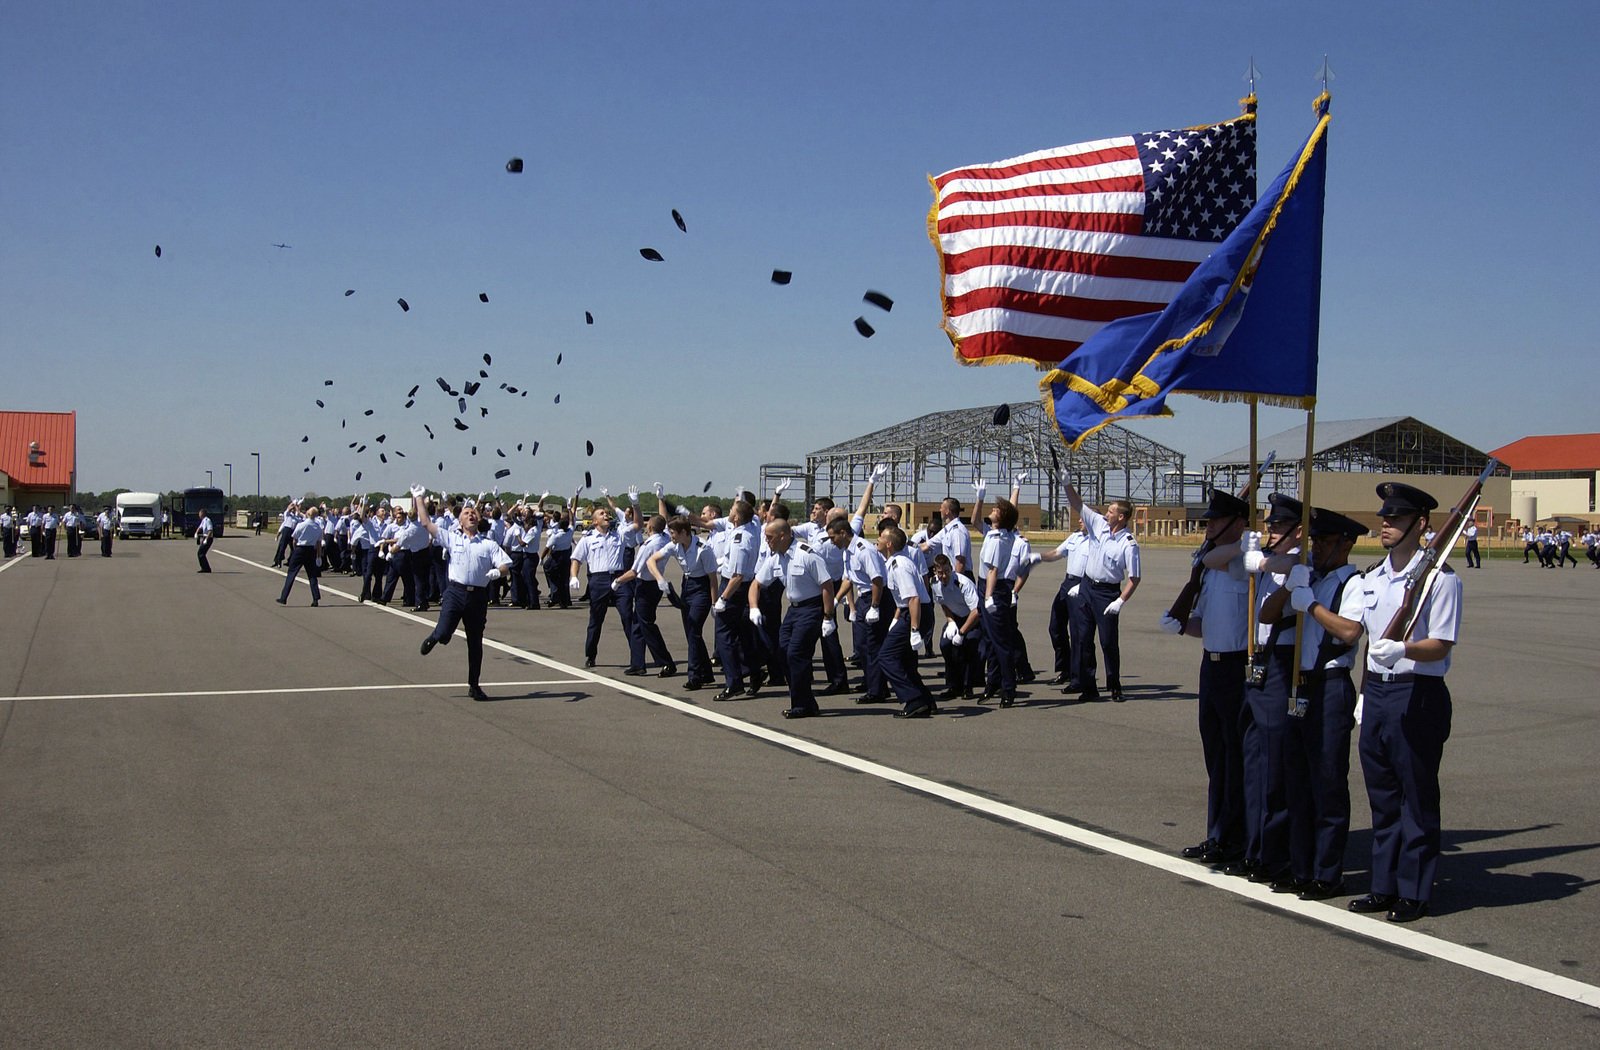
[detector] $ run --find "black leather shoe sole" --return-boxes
[781,707,817,719]
[894,704,937,719]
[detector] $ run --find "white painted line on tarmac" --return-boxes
[217,547,1600,1010]
[6,680,587,702]
[0,555,28,575]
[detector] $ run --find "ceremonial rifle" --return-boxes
[1378,458,1499,644]
[1167,450,1276,635]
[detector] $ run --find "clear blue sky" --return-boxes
[3,1,1595,499]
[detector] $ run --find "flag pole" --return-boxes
[1245,398,1260,669]
[1288,404,1316,715]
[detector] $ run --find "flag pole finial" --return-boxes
[1314,55,1334,115]
[1241,58,1261,114]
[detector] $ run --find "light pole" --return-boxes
[224,462,233,497]
[206,469,213,487]
[251,452,261,500]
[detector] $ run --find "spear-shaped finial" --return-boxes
[1314,55,1334,115]
[1241,57,1261,114]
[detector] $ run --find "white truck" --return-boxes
[115,491,165,539]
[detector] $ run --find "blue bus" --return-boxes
[180,487,228,538]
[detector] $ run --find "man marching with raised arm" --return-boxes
[413,484,512,702]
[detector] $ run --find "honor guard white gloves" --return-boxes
[1368,638,1406,668]
[909,629,924,650]
[821,619,836,638]
[749,608,764,627]
[1159,614,1183,634]
[1105,597,1125,615]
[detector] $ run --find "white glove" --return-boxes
[611,579,622,593]
[910,629,924,650]
[409,484,426,499]
[1068,584,1081,598]
[1286,564,1311,590]
[539,491,549,502]
[628,486,638,502]
[1105,597,1125,615]
[984,596,997,611]
[569,577,581,594]
[911,528,929,545]
[1159,614,1183,634]
[1369,638,1406,668]
[774,479,791,496]
[712,597,727,614]
[1353,693,1365,725]
[1013,471,1028,486]
[1289,587,1316,612]
[600,487,609,497]
[1025,553,1042,566]
[973,480,987,499]
[1243,550,1267,573]
[821,619,836,638]
[1012,592,1022,608]
[486,568,502,582]
[749,608,764,627]
[865,605,880,623]
[653,482,664,497]
[1243,530,1262,553]
[871,463,887,481]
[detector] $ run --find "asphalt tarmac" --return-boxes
[2,534,1596,1046]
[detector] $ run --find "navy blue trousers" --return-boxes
[980,577,1018,698]
[1242,645,1298,873]
[623,578,674,669]
[850,590,890,698]
[1289,667,1357,883]
[780,598,824,712]
[427,582,491,688]
[879,617,933,713]
[279,544,321,602]
[1359,674,1452,903]
[677,576,713,683]
[1198,650,1248,854]
[584,570,621,662]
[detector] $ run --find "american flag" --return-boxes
[931,115,1257,369]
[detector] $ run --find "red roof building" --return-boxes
[0,410,77,508]
[1488,434,1600,472]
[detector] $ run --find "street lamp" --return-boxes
[224,462,233,497]
[206,469,213,487]
[251,452,260,499]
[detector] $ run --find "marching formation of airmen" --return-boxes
[15,466,1582,922]
[2,504,116,560]
[1519,526,1590,568]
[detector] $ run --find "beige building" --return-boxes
[1487,433,1600,523]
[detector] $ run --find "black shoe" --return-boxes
[1111,689,1125,703]
[1220,858,1260,878]
[584,657,596,668]
[1181,838,1219,860]
[976,689,997,705]
[782,707,817,719]
[415,605,429,613]
[421,636,437,656]
[1060,679,1083,694]
[1248,866,1283,885]
[1297,880,1346,901]
[623,667,647,676]
[1269,873,1308,894]
[999,694,1015,708]
[854,694,887,705]
[895,704,936,719]
[311,600,319,607]
[713,688,743,701]
[1347,892,1398,914]
[1386,898,1428,923]
[749,672,766,692]
[684,679,705,692]
[657,664,677,678]
[274,597,287,605]
[1048,673,1069,686]
[1080,689,1104,703]
[745,684,761,698]
[469,686,491,702]
[820,680,849,696]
